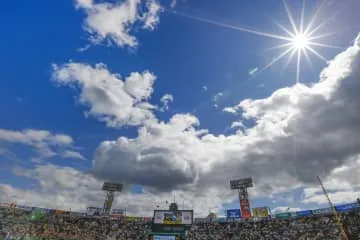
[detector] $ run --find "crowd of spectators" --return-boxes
[0,207,151,240]
[1,205,360,240]
[189,211,360,240]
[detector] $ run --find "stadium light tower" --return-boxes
[102,182,122,215]
[230,177,253,219]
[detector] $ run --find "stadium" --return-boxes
[1,179,360,239]
[1,0,360,239]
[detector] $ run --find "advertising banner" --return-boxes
[275,212,290,219]
[226,209,241,219]
[0,202,9,207]
[335,203,360,212]
[312,207,332,215]
[55,209,66,215]
[194,218,208,223]
[126,216,139,221]
[111,209,125,215]
[154,236,176,240]
[70,212,85,217]
[154,210,193,225]
[151,224,187,234]
[252,207,269,218]
[295,210,312,217]
[240,199,251,219]
[86,207,102,216]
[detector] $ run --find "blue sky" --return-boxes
[0,0,360,217]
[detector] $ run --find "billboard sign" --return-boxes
[295,210,312,217]
[226,209,241,219]
[335,202,360,212]
[110,208,125,216]
[230,178,253,189]
[312,207,332,215]
[275,212,290,219]
[252,207,269,218]
[154,236,176,240]
[86,207,102,216]
[240,199,252,219]
[0,202,9,207]
[102,182,123,192]
[151,224,187,234]
[153,210,193,225]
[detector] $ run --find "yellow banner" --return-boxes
[125,216,138,221]
[163,220,182,224]
[252,207,269,218]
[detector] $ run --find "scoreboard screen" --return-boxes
[153,210,193,225]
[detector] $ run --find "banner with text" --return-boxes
[335,203,360,212]
[252,207,269,218]
[226,209,241,219]
[240,199,251,219]
[295,210,312,217]
[154,210,193,225]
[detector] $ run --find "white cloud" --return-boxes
[52,62,157,128]
[0,129,72,146]
[272,206,301,214]
[75,0,93,9]
[61,150,86,161]
[12,33,359,216]
[1,164,224,217]
[202,85,208,92]
[75,0,162,47]
[230,121,245,129]
[223,107,238,114]
[160,93,174,112]
[142,0,162,30]
[170,0,177,8]
[212,92,223,102]
[90,33,360,202]
[0,129,83,160]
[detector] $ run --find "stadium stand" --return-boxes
[1,202,360,240]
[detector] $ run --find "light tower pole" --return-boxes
[230,177,253,220]
[102,182,122,215]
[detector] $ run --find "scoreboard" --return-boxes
[152,210,193,237]
[154,210,193,225]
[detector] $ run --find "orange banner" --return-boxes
[240,199,251,219]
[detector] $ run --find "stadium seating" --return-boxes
[1,204,360,239]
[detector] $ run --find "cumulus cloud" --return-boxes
[75,0,161,47]
[90,33,360,201]
[19,33,359,216]
[52,62,156,128]
[0,129,84,160]
[159,93,174,112]
[1,164,223,216]
[142,0,162,30]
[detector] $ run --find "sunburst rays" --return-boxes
[174,0,339,83]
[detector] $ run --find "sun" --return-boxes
[176,0,337,84]
[292,34,309,50]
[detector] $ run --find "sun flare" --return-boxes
[292,34,309,49]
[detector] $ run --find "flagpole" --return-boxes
[317,176,349,240]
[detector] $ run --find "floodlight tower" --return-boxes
[102,182,122,215]
[230,177,253,219]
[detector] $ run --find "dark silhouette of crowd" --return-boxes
[1,205,360,240]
